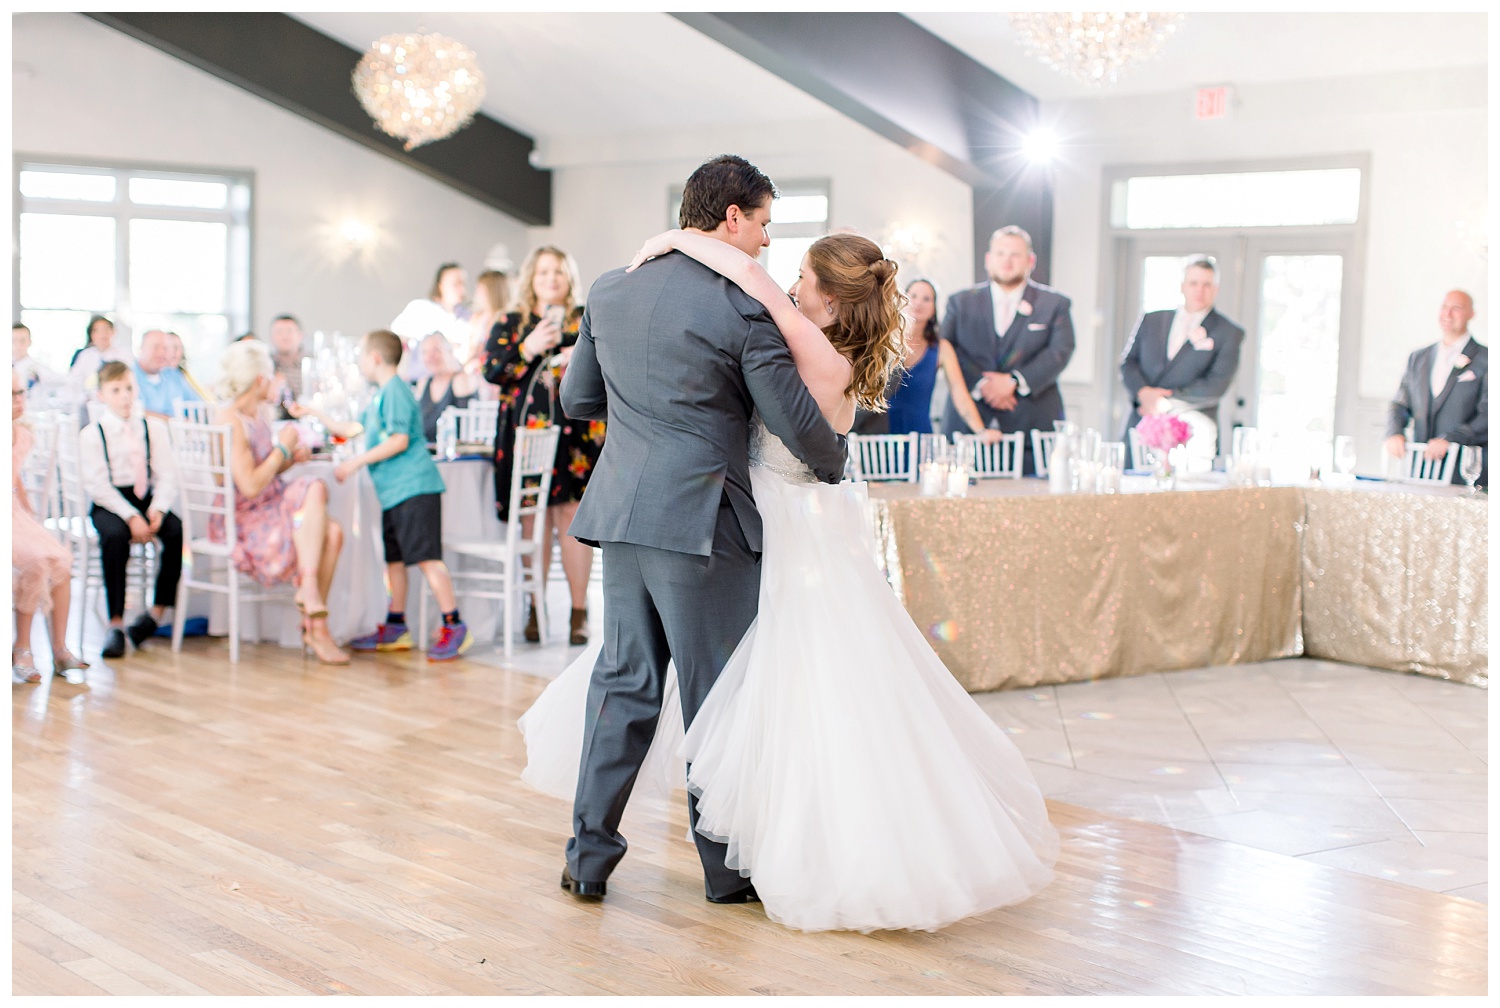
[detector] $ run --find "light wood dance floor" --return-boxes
[12,642,1487,996]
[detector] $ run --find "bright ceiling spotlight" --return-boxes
[1023,129,1059,164]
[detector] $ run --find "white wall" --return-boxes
[12,13,530,380]
[1043,65,1487,449]
[529,118,974,309]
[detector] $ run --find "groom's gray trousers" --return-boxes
[566,500,758,900]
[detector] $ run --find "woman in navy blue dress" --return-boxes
[886,279,997,440]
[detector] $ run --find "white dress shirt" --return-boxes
[80,410,178,521]
[1431,336,1468,397]
[1166,307,1211,360]
[990,281,1025,340]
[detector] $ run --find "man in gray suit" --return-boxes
[558,155,846,904]
[941,225,1075,475]
[1385,289,1487,487]
[1119,258,1245,468]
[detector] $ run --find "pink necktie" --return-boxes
[125,420,148,498]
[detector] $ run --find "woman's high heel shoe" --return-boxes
[302,612,350,666]
[12,649,41,685]
[53,651,90,686]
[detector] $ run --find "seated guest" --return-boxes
[415,332,478,443]
[1119,258,1245,468]
[1385,289,1488,486]
[268,314,307,402]
[13,321,70,410]
[12,372,89,685]
[133,329,201,417]
[213,340,349,665]
[293,330,469,660]
[163,332,212,402]
[69,315,132,387]
[81,362,183,659]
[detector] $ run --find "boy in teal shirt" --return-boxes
[301,329,469,660]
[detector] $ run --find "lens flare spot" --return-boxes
[929,620,959,642]
[1150,766,1186,776]
[1132,899,1154,908]
[1077,711,1115,720]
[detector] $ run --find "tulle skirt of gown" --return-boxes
[519,466,1058,933]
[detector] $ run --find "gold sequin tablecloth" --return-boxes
[1302,488,1487,686]
[868,483,1305,691]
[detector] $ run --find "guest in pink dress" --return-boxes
[11,371,89,685]
[213,341,349,665]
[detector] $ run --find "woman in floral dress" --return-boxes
[482,245,603,646]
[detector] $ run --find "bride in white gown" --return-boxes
[520,230,1058,933]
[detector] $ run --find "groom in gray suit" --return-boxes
[559,155,846,903]
[1119,258,1245,468]
[1385,289,1488,487]
[941,226,1075,475]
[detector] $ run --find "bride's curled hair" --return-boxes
[807,233,906,411]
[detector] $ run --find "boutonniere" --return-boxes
[1189,326,1213,351]
[1454,354,1471,370]
[1016,300,1033,316]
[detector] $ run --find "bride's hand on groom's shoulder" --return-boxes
[626,230,684,273]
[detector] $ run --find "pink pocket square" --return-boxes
[1458,370,1478,382]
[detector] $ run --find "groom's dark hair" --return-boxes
[679,155,777,231]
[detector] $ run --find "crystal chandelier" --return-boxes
[352,31,486,151]
[1008,13,1184,87]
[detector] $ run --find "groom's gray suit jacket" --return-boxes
[564,251,846,552]
[558,250,844,896]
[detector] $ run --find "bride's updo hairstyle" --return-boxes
[807,233,907,411]
[217,338,275,400]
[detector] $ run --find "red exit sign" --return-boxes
[1195,85,1232,120]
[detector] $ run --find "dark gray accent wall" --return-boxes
[673,12,1053,283]
[86,12,551,226]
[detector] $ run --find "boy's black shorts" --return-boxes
[382,492,443,565]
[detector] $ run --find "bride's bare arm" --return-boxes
[630,229,853,421]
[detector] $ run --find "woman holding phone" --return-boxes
[482,245,602,647]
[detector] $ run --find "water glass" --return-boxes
[919,433,950,467]
[1097,442,1125,493]
[1460,446,1484,494]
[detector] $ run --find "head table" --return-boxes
[867,474,1486,692]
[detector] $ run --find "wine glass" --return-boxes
[1334,436,1357,479]
[1460,446,1484,495]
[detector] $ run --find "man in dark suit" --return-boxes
[1385,289,1487,487]
[940,226,1074,475]
[1119,258,1245,467]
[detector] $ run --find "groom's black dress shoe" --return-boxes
[706,883,759,904]
[560,867,606,899]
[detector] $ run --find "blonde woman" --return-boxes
[481,246,600,646]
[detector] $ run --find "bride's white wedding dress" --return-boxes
[519,420,1058,933]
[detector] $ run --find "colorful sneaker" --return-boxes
[348,623,413,652]
[428,622,471,662]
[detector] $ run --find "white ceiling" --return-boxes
[296,12,1488,142]
[906,12,1489,102]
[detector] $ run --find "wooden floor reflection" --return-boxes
[12,641,1487,996]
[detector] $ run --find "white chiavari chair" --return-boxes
[419,425,560,655]
[1388,441,1463,485]
[55,421,157,652]
[955,431,1025,479]
[455,400,502,448]
[169,420,299,662]
[847,432,919,482]
[1030,430,1056,477]
[19,411,62,535]
[174,399,217,425]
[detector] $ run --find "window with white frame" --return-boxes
[667,179,831,294]
[15,160,252,386]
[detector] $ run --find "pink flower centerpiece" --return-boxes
[1136,414,1191,487]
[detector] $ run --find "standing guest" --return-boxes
[414,333,478,443]
[80,362,183,659]
[133,329,201,417]
[294,330,470,660]
[12,372,89,685]
[1385,289,1488,487]
[1118,259,1245,468]
[483,245,601,646]
[163,332,212,402]
[268,314,307,402]
[392,263,472,384]
[467,270,511,399]
[68,315,132,390]
[213,340,348,665]
[941,226,1076,475]
[13,322,70,410]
